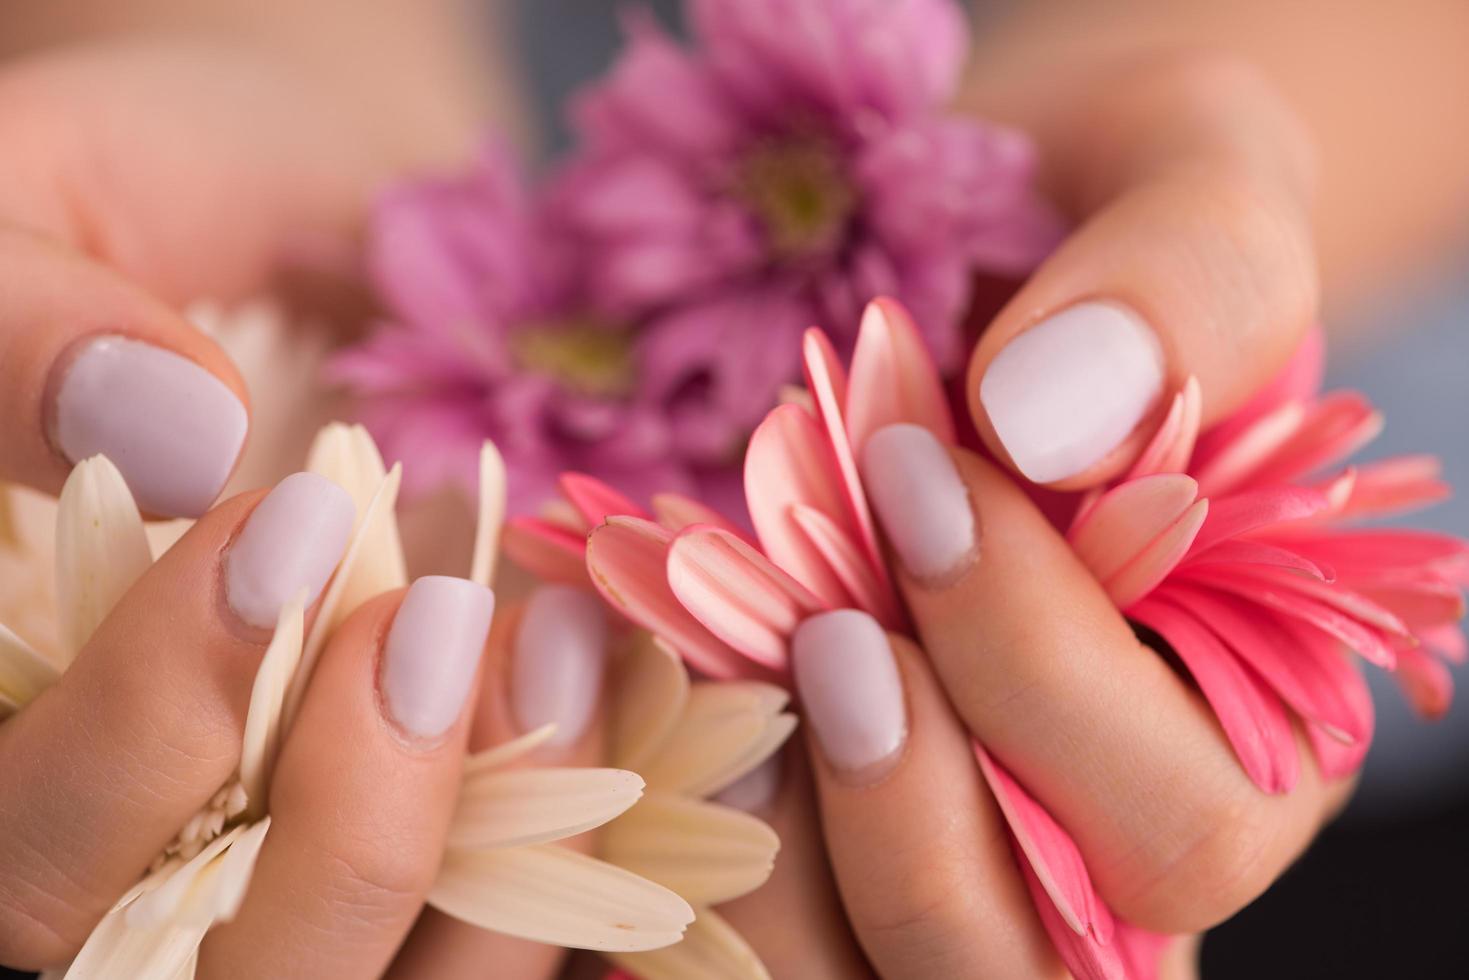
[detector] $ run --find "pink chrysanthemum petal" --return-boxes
[503,517,591,586]
[1018,858,1126,980]
[586,517,754,680]
[1420,623,1467,664]
[844,297,956,452]
[666,525,826,672]
[651,492,755,542]
[1306,719,1373,781]
[1193,325,1325,463]
[1356,580,1466,631]
[1394,644,1454,719]
[745,404,858,608]
[1125,376,1202,480]
[1241,392,1383,489]
[1286,530,1469,574]
[561,472,649,525]
[1068,474,1200,582]
[790,504,906,630]
[1114,923,1175,980]
[1186,486,1329,557]
[1162,586,1371,744]
[1192,401,1308,498]
[1179,540,1332,581]
[1333,455,1451,520]
[974,745,1113,944]
[1107,501,1209,609]
[1131,598,1300,794]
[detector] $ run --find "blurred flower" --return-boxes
[1070,329,1468,793]
[549,0,1059,467]
[330,143,697,512]
[515,298,1164,980]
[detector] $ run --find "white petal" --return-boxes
[63,906,208,980]
[286,464,403,727]
[451,768,643,850]
[640,683,793,797]
[612,636,690,772]
[430,843,693,952]
[126,825,245,929]
[602,793,779,907]
[239,598,304,814]
[608,909,770,980]
[306,423,408,605]
[190,817,270,926]
[0,622,61,714]
[56,456,152,659]
[469,441,507,587]
[463,724,558,776]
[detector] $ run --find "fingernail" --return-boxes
[382,576,496,739]
[512,585,608,746]
[714,754,783,814]
[979,302,1164,483]
[225,472,355,628]
[52,336,248,517]
[793,610,906,777]
[861,423,975,584]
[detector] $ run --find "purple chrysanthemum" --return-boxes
[550,0,1060,463]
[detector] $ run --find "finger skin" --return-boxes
[717,747,876,980]
[199,586,484,979]
[801,631,1063,980]
[0,226,248,510]
[0,492,270,969]
[386,598,604,980]
[966,55,1317,489]
[898,447,1342,932]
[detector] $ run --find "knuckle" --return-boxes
[312,821,438,929]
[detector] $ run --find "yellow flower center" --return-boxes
[510,321,637,397]
[737,137,855,258]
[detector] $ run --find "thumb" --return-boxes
[0,225,249,517]
[967,55,1317,488]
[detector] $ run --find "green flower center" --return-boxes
[509,320,636,397]
[737,137,855,258]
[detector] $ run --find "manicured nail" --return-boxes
[979,302,1164,483]
[225,472,355,628]
[714,755,783,814]
[52,336,248,517]
[861,423,976,584]
[793,610,906,777]
[382,576,496,739]
[512,585,608,746]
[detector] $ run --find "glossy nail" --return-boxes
[793,610,907,776]
[979,301,1164,483]
[382,576,496,739]
[862,423,976,584]
[53,336,248,517]
[512,585,608,746]
[225,472,355,629]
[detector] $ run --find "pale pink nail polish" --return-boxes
[382,576,495,739]
[714,755,783,814]
[512,585,607,746]
[979,302,1164,483]
[861,423,975,584]
[53,336,248,517]
[793,610,907,776]
[225,472,354,629]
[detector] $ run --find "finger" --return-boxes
[792,611,1064,979]
[387,585,611,980]
[0,472,353,969]
[966,55,1317,488]
[199,577,495,979]
[0,227,249,517]
[860,422,1341,932]
[716,748,876,980]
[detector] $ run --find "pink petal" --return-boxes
[1115,923,1175,980]
[790,504,906,630]
[744,404,858,608]
[503,517,590,586]
[1242,392,1383,488]
[1356,581,1465,630]
[1019,856,1126,980]
[1186,486,1329,557]
[801,329,888,579]
[1306,719,1372,781]
[1287,530,1469,574]
[651,492,754,542]
[974,745,1113,944]
[1419,624,1467,664]
[1394,644,1454,719]
[1193,326,1325,464]
[1161,585,1371,744]
[844,297,956,452]
[1068,474,1200,583]
[1192,400,1307,498]
[560,472,648,525]
[1179,539,1331,580]
[1107,501,1210,609]
[1335,455,1451,519]
[1125,376,1202,480]
[666,525,826,671]
[585,517,754,680]
[1131,598,1300,793]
